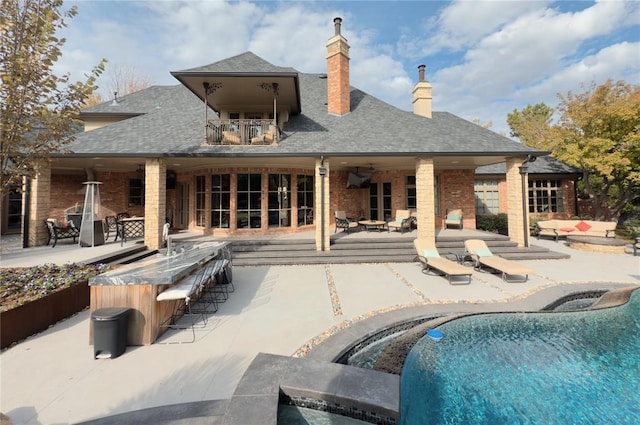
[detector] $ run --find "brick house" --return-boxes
[17,17,562,251]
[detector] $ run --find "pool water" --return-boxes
[400,291,640,424]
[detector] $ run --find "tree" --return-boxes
[472,117,493,129]
[507,102,554,148]
[0,0,106,195]
[83,65,152,107]
[510,81,640,220]
[549,80,640,220]
[104,64,152,99]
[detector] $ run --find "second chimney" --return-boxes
[326,17,350,116]
[412,65,432,119]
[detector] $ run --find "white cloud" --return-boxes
[247,4,336,71]
[146,1,263,69]
[425,0,639,135]
[420,0,551,54]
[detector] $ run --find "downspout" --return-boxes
[319,156,326,251]
[22,176,30,248]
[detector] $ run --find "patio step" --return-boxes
[230,235,569,266]
[84,244,159,266]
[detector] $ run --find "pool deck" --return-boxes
[1,234,639,425]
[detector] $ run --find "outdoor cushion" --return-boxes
[396,217,404,223]
[559,227,575,232]
[422,249,440,258]
[575,221,592,232]
[474,248,493,257]
[447,215,460,220]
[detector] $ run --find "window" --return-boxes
[406,176,416,209]
[195,175,206,226]
[128,178,144,207]
[211,174,230,228]
[529,179,564,213]
[237,173,262,228]
[474,180,500,215]
[297,175,314,225]
[405,175,439,214]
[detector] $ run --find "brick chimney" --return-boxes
[412,64,432,118]
[326,17,350,116]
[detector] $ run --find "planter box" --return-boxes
[1,282,90,349]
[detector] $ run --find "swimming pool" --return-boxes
[400,291,640,424]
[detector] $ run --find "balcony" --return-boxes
[205,119,279,146]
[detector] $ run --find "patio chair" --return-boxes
[222,130,241,144]
[387,209,411,233]
[44,219,80,248]
[444,209,463,229]
[205,258,234,303]
[464,239,533,282]
[156,262,211,343]
[414,238,472,284]
[335,210,359,233]
[251,127,277,144]
[104,216,120,241]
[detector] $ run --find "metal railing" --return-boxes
[205,119,279,145]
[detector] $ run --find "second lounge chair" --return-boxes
[414,239,472,284]
[464,239,533,282]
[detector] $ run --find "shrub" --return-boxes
[622,219,640,239]
[0,263,109,312]
[476,214,509,235]
[529,217,547,236]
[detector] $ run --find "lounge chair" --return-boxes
[464,239,533,282]
[335,210,359,233]
[414,239,472,284]
[444,209,463,229]
[387,209,411,233]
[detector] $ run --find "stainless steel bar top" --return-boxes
[89,241,230,286]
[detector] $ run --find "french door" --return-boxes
[369,182,392,221]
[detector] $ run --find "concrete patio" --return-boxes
[0,233,638,424]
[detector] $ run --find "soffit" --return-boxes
[173,74,300,115]
[51,154,517,174]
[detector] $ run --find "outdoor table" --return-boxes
[89,241,231,345]
[358,220,386,232]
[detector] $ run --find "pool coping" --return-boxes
[222,283,638,425]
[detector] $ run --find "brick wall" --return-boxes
[438,169,476,229]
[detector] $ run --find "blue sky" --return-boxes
[57,0,640,136]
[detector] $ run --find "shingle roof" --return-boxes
[476,156,582,175]
[65,52,544,159]
[172,51,297,75]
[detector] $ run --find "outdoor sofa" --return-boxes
[536,219,617,241]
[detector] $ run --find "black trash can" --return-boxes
[92,307,130,359]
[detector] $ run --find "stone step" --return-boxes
[230,236,569,266]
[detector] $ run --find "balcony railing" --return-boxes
[205,119,279,145]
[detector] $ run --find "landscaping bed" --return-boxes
[0,263,109,349]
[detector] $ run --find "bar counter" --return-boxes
[89,241,231,345]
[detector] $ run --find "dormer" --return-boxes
[171,52,301,145]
